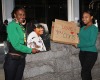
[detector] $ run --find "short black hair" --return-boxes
[4,19,8,24]
[11,6,25,18]
[33,24,44,30]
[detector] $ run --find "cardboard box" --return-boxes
[51,19,80,44]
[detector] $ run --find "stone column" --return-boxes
[67,0,79,22]
[1,0,14,22]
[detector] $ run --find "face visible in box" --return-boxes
[26,21,51,52]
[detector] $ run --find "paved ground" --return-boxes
[0,64,5,80]
[0,43,5,80]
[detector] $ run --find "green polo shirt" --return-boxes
[78,24,98,52]
[7,20,32,54]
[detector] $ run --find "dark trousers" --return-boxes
[79,51,98,80]
[3,54,25,80]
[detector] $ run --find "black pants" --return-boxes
[3,54,25,80]
[79,51,98,80]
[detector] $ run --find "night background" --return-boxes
[0,0,100,41]
[0,0,100,30]
[15,0,67,34]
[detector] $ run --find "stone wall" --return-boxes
[24,33,100,80]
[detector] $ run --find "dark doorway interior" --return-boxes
[0,0,3,42]
[0,0,2,21]
[79,0,100,31]
[0,0,2,25]
[15,0,67,33]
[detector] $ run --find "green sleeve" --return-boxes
[7,23,32,54]
[78,27,98,48]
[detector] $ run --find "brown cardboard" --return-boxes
[51,19,79,44]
